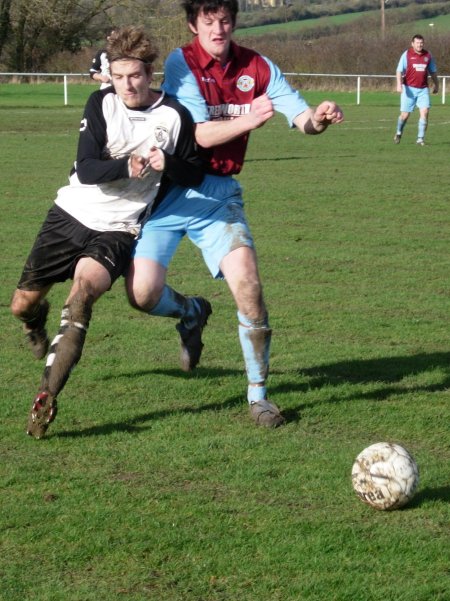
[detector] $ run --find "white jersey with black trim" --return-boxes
[55,88,202,235]
[89,49,111,89]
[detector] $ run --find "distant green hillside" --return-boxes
[413,12,450,31]
[232,4,450,79]
[235,7,450,38]
[235,10,378,37]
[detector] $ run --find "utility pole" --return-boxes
[284,0,293,23]
[381,0,386,39]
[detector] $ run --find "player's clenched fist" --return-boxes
[249,93,274,129]
[314,101,344,125]
[147,146,165,172]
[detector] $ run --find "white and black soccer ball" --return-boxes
[351,442,419,510]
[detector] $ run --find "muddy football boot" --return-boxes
[176,297,212,372]
[249,399,285,428]
[26,391,58,439]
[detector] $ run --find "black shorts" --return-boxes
[17,205,136,291]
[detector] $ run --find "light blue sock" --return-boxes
[237,311,271,404]
[418,118,427,139]
[149,285,199,326]
[397,117,406,135]
[247,385,267,403]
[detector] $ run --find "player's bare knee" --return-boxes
[128,282,164,312]
[10,293,25,319]
[10,290,37,320]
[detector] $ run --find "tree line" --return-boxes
[0,0,184,72]
[1,0,449,75]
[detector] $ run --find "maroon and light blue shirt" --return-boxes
[397,48,437,89]
[162,37,309,176]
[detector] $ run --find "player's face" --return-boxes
[110,59,153,108]
[411,37,424,54]
[189,8,234,64]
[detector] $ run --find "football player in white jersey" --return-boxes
[10,26,204,439]
[89,30,115,89]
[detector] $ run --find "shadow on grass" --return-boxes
[100,350,450,391]
[245,154,358,164]
[408,485,450,507]
[245,155,318,163]
[55,393,245,439]
[294,351,450,402]
[277,351,450,422]
[299,351,450,387]
[54,351,449,437]
[98,366,241,381]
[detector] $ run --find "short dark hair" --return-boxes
[181,0,239,27]
[412,34,424,42]
[107,26,158,66]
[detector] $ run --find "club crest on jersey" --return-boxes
[154,126,169,145]
[236,75,255,92]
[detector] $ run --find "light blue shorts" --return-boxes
[133,174,254,279]
[401,86,431,113]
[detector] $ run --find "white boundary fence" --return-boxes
[0,72,448,105]
[284,73,447,105]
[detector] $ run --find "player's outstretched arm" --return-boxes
[294,101,344,135]
[195,93,274,149]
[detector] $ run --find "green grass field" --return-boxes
[1,86,449,601]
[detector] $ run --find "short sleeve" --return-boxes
[162,49,210,123]
[263,56,310,127]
